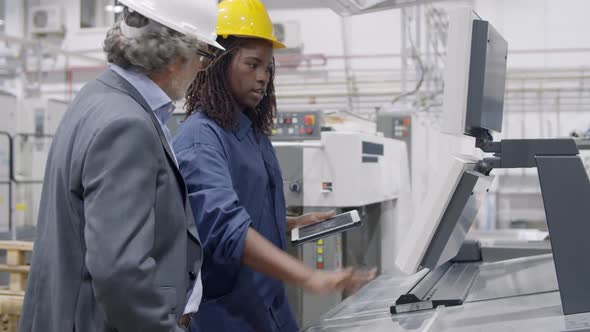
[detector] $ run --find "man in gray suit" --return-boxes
[19,1,223,331]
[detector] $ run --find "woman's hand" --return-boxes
[300,268,377,295]
[287,210,336,231]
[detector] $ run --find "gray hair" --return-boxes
[103,7,204,74]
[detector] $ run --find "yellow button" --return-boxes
[272,129,278,135]
[317,239,324,245]
[317,247,323,254]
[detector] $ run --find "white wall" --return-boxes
[473,0,590,68]
[268,0,590,69]
[5,0,24,37]
[268,6,403,55]
[5,0,590,67]
[270,7,403,72]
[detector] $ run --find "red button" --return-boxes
[299,127,305,134]
[306,127,313,135]
[316,262,324,269]
[403,118,411,126]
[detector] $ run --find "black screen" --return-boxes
[298,212,356,239]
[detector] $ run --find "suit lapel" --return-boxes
[96,69,189,209]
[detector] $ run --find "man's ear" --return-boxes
[149,56,182,81]
[167,56,185,75]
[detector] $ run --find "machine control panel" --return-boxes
[377,113,412,172]
[272,111,322,141]
[393,117,411,138]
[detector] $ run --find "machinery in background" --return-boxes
[0,92,68,315]
[306,8,590,331]
[272,110,411,328]
[0,91,68,239]
[376,109,490,228]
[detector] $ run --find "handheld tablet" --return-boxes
[291,210,361,245]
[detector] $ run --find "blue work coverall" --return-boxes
[173,110,299,332]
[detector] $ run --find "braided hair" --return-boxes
[184,36,277,136]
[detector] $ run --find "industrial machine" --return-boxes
[0,92,67,239]
[271,110,411,327]
[305,8,590,331]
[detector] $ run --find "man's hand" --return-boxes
[300,268,377,295]
[287,210,336,231]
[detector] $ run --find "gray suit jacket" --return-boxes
[19,69,202,332]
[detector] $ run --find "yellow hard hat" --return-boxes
[217,0,286,49]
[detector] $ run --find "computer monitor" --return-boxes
[395,156,494,274]
[395,8,506,274]
[442,8,508,138]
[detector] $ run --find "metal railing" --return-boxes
[0,132,51,240]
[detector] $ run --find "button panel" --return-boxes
[272,111,321,141]
[393,117,411,138]
[316,239,324,269]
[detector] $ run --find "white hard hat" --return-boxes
[116,0,224,50]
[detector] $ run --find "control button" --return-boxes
[317,256,324,263]
[306,127,313,135]
[284,117,292,124]
[403,131,409,137]
[288,128,294,134]
[316,262,324,269]
[317,239,324,245]
[299,127,305,134]
[304,115,315,126]
[403,118,411,126]
[317,247,323,254]
[289,182,301,193]
[293,117,299,124]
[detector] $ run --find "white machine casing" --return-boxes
[300,131,408,207]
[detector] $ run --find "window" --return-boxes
[80,0,122,29]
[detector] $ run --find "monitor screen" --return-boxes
[465,20,508,135]
[395,156,494,274]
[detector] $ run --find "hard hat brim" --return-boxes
[218,33,286,49]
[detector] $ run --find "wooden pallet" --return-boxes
[0,241,33,332]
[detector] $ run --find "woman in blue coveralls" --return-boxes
[172,0,376,331]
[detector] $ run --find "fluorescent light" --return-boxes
[105,5,124,13]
